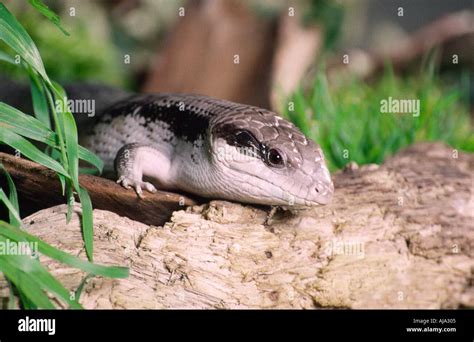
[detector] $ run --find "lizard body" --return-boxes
[84,93,333,207]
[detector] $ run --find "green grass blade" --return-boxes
[74,274,92,303]
[0,258,55,309]
[28,68,51,129]
[4,252,82,309]
[18,290,37,309]
[0,101,56,143]
[58,173,66,196]
[0,189,22,226]
[27,0,70,36]
[0,3,50,83]
[0,128,69,177]
[65,185,73,223]
[78,187,94,261]
[52,82,80,191]
[287,67,473,170]
[78,146,104,173]
[0,221,129,278]
[0,50,15,64]
[0,101,103,172]
[51,84,93,260]
[0,164,21,227]
[45,88,68,173]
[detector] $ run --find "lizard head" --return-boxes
[210,109,334,207]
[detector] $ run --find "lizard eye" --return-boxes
[267,148,285,167]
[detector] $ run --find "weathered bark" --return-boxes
[0,152,197,226]
[1,143,472,308]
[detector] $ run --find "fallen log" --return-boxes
[1,142,472,308]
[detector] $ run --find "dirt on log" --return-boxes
[0,142,472,308]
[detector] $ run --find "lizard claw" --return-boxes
[117,176,157,198]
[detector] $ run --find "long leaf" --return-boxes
[0,50,15,64]
[4,252,81,309]
[0,164,21,227]
[0,128,69,177]
[52,82,80,191]
[51,84,95,260]
[0,101,103,172]
[0,101,56,143]
[78,146,104,173]
[29,67,51,129]
[0,189,22,226]
[45,88,68,172]
[28,0,70,36]
[78,187,94,261]
[0,221,129,278]
[0,258,55,309]
[0,3,50,83]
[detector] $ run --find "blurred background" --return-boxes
[1,0,472,170]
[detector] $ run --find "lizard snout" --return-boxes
[310,165,334,205]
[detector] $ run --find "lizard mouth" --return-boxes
[216,162,334,207]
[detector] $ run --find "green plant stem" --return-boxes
[44,86,68,172]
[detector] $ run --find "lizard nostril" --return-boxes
[315,186,320,193]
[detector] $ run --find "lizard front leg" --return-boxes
[114,143,172,198]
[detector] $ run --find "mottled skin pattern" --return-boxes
[84,94,333,207]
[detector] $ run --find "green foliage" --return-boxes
[285,69,473,171]
[27,0,70,36]
[304,0,344,49]
[247,0,344,50]
[0,1,126,309]
[0,2,126,86]
[0,102,103,171]
[0,207,128,309]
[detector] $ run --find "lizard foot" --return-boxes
[117,176,157,199]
